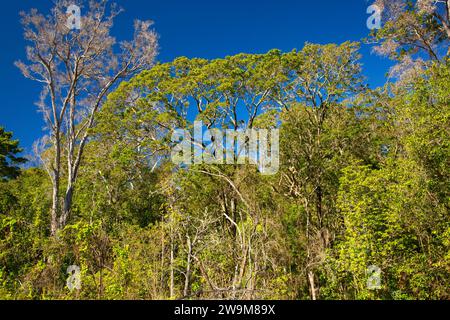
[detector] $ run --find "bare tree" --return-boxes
[16,0,158,235]
[371,0,450,60]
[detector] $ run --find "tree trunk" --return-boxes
[60,185,73,230]
[50,135,61,237]
[160,229,165,297]
[170,239,175,298]
[169,208,175,298]
[183,236,192,298]
[308,271,317,300]
[50,174,59,236]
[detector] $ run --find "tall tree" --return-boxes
[16,0,158,235]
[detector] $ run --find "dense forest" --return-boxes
[0,0,449,300]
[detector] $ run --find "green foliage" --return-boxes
[0,168,50,299]
[0,127,26,181]
[0,48,448,301]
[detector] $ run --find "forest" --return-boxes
[0,0,449,300]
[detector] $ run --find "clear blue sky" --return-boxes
[0,0,393,153]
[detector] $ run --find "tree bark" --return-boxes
[170,239,175,298]
[50,174,59,236]
[61,185,73,229]
[50,134,61,237]
[308,271,317,300]
[183,236,192,298]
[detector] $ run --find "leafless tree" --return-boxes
[16,0,158,235]
[372,0,450,59]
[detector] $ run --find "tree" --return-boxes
[277,42,371,300]
[322,60,450,300]
[369,0,450,80]
[98,43,372,300]
[16,0,158,235]
[0,127,26,181]
[371,0,450,58]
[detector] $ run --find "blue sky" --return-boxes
[0,0,393,153]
